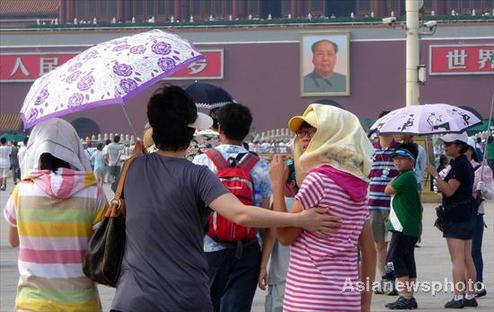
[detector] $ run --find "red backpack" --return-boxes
[205,149,259,242]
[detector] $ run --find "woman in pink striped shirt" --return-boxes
[270,104,377,312]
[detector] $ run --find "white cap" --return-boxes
[439,132,468,144]
[467,137,476,150]
[187,112,213,130]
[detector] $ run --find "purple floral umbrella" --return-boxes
[20,29,204,129]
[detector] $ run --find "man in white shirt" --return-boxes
[105,135,124,183]
[0,138,12,190]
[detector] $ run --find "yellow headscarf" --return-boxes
[290,104,374,185]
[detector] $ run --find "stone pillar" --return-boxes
[116,0,126,22]
[174,0,181,20]
[371,0,388,17]
[59,0,67,24]
[66,0,75,22]
[232,0,239,19]
[432,0,447,15]
[290,0,297,18]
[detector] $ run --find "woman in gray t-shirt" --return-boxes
[111,86,339,312]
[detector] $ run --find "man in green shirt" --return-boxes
[383,143,422,310]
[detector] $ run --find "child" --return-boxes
[261,160,299,312]
[384,143,423,310]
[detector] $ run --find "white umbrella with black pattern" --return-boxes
[370,104,483,136]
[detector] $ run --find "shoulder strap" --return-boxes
[238,153,259,173]
[114,156,137,200]
[205,149,228,170]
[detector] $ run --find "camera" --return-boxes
[382,16,397,25]
[423,20,437,30]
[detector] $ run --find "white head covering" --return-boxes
[291,104,374,184]
[21,118,91,173]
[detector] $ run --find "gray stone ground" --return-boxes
[1,183,492,311]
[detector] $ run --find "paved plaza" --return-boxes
[1,183,492,311]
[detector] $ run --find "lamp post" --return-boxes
[405,0,423,106]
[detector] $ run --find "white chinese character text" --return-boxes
[446,49,467,69]
[39,57,59,75]
[478,49,494,69]
[9,57,30,77]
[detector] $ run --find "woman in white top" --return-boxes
[0,137,12,190]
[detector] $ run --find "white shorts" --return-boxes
[0,168,9,178]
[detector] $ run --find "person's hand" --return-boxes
[132,139,146,157]
[477,181,487,194]
[258,267,268,290]
[269,154,289,186]
[426,163,437,177]
[298,208,341,237]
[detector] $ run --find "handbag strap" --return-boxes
[108,156,138,217]
[114,156,137,200]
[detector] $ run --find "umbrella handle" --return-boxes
[481,93,494,181]
[119,104,138,140]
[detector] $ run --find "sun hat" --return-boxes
[288,110,318,132]
[439,132,468,144]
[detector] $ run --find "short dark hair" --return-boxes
[97,143,104,150]
[147,85,196,151]
[217,103,252,141]
[455,141,469,154]
[113,135,120,143]
[467,145,479,162]
[396,142,419,160]
[0,138,6,145]
[311,40,338,54]
[105,139,111,145]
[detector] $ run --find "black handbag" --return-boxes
[434,205,446,232]
[83,156,136,287]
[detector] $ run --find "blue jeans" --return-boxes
[471,213,485,283]
[207,241,261,312]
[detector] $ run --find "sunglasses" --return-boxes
[295,128,316,139]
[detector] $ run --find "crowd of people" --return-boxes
[1,84,494,312]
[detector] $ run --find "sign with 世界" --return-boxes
[429,44,494,75]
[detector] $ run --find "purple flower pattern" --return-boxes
[151,42,172,55]
[112,63,133,77]
[82,50,99,60]
[130,45,146,54]
[68,62,83,72]
[65,71,82,83]
[34,89,49,106]
[157,57,177,72]
[68,93,84,107]
[77,75,95,91]
[27,108,39,123]
[112,44,131,52]
[120,79,138,93]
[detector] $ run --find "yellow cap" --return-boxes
[288,110,318,132]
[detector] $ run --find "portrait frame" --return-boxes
[300,31,351,97]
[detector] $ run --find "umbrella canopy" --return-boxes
[184,82,235,110]
[0,131,26,142]
[21,29,204,129]
[370,104,482,136]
